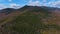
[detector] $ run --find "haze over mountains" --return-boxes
[0,5,60,34]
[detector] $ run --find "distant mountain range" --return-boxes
[0,5,60,22]
[0,5,59,21]
[0,5,60,14]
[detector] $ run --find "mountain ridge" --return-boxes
[0,5,60,34]
[0,5,60,13]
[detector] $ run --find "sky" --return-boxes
[0,0,60,9]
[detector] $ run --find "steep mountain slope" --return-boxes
[0,8,16,21]
[0,5,60,34]
[0,8,16,14]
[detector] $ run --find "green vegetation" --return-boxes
[9,12,44,34]
[0,6,60,34]
[4,11,59,34]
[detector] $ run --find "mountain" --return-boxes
[0,8,17,14]
[0,5,60,34]
[0,8,17,21]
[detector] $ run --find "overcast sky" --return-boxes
[0,0,60,9]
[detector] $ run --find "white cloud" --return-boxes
[9,3,21,9]
[52,1,60,7]
[0,4,7,9]
[47,1,60,8]
[28,0,40,6]
[28,0,60,8]
[0,0,60,9]
[0,3,21,9]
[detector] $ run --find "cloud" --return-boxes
[0,4,7,9]
[52,1,60,7]
[27,0,60,8]
[0,0,60,9]
[47,1,60,8]
[0,3,21,9]
[54,2,60,7]
[27,0,49,6]
[9,3,21,9]
[27,0,40,6]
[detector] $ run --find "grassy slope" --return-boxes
[0,8,60,34]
